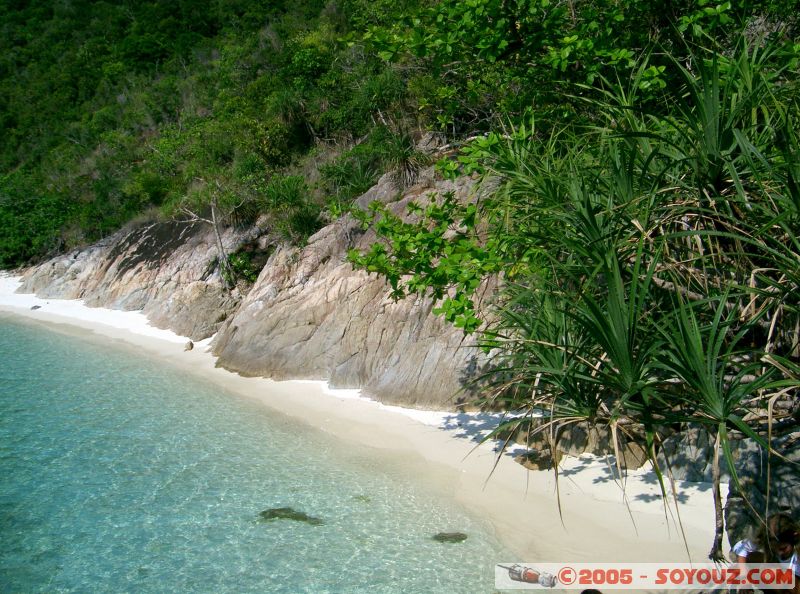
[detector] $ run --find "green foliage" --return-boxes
[227,250,260,284]
[319,132,388,202]
[5,0,796,267]
[263,175,306,210]
[349,193,502,332]
[0,0,415,267]
[352,33,800,558]
[319,125,433,211]
[320,156,379,201]
[362,0,798,134]
[0,173,73,267]
[262,175,323,242]
[382,129,432,189]
[678,0,734,38]
[362,0,625,129]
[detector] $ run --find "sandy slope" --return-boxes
[0,272,728,576]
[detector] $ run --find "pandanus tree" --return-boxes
[352,33,800,559]
[657,293,776,560]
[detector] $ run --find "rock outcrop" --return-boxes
[211,171,492,408]
[17,170,492,408]
[724,432,800,545]
[18,220,256,340]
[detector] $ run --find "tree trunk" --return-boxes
[709,429,725,561]
[211,200,233,289]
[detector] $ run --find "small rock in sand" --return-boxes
[184,340,194,351]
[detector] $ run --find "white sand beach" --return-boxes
[0,272,728,574]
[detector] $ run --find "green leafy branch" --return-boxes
[348,192,502,332]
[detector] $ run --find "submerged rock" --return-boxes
[258,507,324,526]
[432,532,467,543]
[30,305,41,310]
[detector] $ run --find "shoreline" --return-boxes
[0,273,727,569]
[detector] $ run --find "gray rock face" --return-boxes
[724,432,800,546]
[656,425,718,483]
[18,220,254,340]
[650,424,800,547]
[657,424,799,546]
[212,172,492,408]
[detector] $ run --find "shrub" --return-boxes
[262,175,323,242]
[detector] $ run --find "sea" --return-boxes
[0,315,508,593]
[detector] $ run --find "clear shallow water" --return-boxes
[0,316,507,593]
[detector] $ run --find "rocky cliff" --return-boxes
[17,170,490,409]
[211,171,493,408]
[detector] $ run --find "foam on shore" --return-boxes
[0,272,728,570]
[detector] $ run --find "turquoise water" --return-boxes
[0,316,507,593]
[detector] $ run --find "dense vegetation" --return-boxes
[5,0,796,268]
[349,8,800,560]
[0,0,423,266]
[3,0,799,559]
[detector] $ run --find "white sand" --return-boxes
[0,272,728,569]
